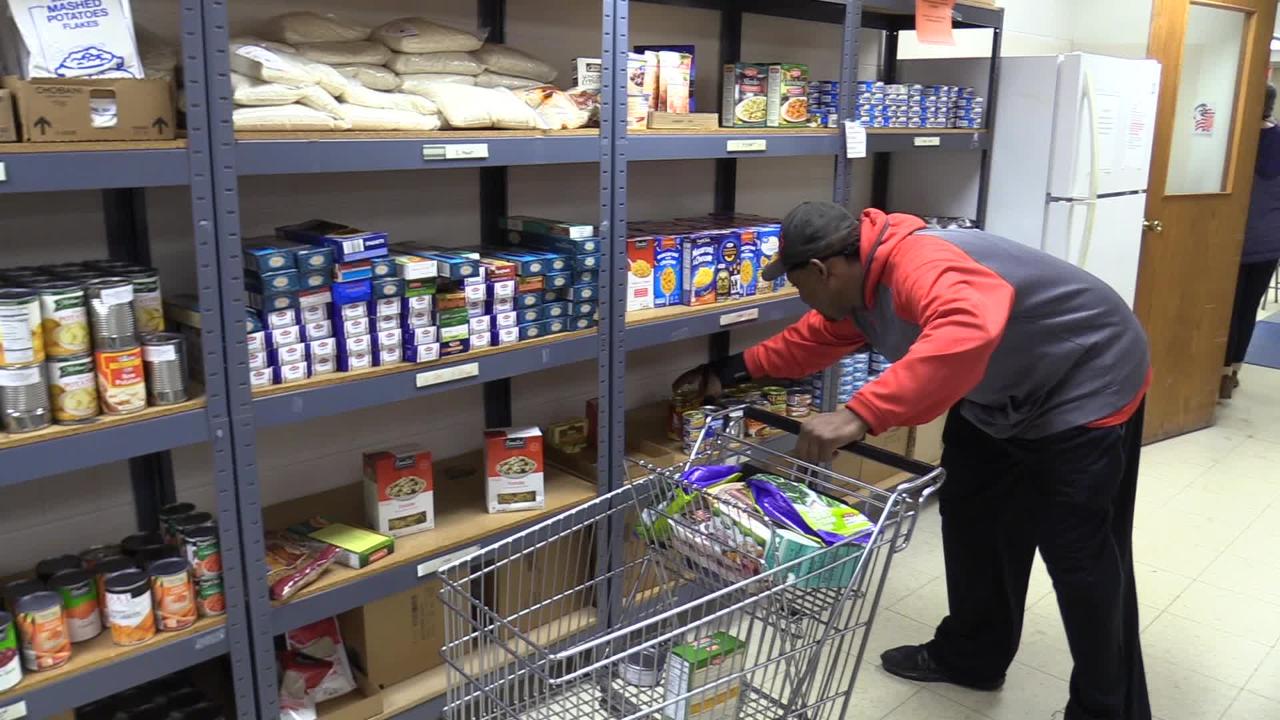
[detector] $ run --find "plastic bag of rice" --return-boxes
[336,104,442,132]
[475,71,544,90]
[233,104,350,131]
[386,51,484,76]
[373,17,483,54]
[473,43,557,83]
[230,42,316,86]
[263,12,371,45]
[341,78,438,115]
[399,74,478,96]
[333,64,401,91]
[295,41,392,66]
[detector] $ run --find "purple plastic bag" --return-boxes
[679,465,740,490]
[746,476,871,547]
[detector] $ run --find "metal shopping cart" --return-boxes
[438,405,944,720]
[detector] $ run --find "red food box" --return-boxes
[363,447,435,538]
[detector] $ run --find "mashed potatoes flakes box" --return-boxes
[363,446,435,538]
[484,427,545,514]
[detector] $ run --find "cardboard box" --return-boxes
[832,425,912,489]
[0,89,16,142]
[909,415,946,464]
[488,530,596,637]
[3,76,175,143]
[647,111,718,130]
[483,426,545,513]
[289,517,394,569]
[363,445,437,535]
[339,578,446,691]
[314,670,383,720]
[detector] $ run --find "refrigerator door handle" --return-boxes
[1078,70,1101,270]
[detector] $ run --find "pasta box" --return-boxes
[404,278,437,298]
[571,254,600,271]
[243,237,298,274]
[544,272,571,290]
[363,446,435,538]
[571,300,596,316]
[289,517,394,569]
[574,269,597,285]
[276,220,389,262]
[370,257,396,279]
[485,250,549,277]
[333,260,373,283]
[504,228,601,256]
[332,279,372,306]
[483,427,545,514]
[396,245,478,281]
[389,252,438,281]
[478,257,518,282]
[517,320,546,340]
[502,215,595,240]
[557,283,596,303]
[653,235,683,308]
[300,268,331,290]
[517,275,545,293]
[248,288,298,313]
[722,63,768,128]
[404,342,439,363]
[766,63,810,128]
[439,338,469,358]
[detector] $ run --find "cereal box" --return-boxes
[738,229,759,297]
[627,236,655,312]
[767,63,810,128]
[484,427,545,514]
[363,446,435,538]
[681,233,718,306]
[713,230,741,302]
[653,235,683,308]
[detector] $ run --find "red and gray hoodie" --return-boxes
[742,209,1151,439]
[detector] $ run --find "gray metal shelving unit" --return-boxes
[1,1,1002,717]
[0,2,259,718]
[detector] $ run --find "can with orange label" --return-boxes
[14,591,71,671]
[95,346,147,415]
[104,569,155,646]
[149,559,196,632]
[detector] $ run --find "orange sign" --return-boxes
[916,0,956,45]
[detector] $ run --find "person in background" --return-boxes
[676,201,1152,720]
[1222,83,1280,398]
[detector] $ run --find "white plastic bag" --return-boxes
[286,55,349,97]
[299,85,343,115]
[231,73,308,105]
[233,104,350,132]
[399,74,477,96]
[230,42,315,87]
[476,71,543,90]
[336,104,442,131]
[473,43,557,83]
[417,84,545,130]
[230,35,296,55]
[263,12,371,45]
[387,51,484,76]
[7,0,143,78]
[341,79,438,115]
[333,64,401,91]
[295,41,391,66]
[373,17,483,54]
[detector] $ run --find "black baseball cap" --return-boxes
[760,201,859,282]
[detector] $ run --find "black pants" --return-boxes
[925,406,1149,720]
[1225,259,1279,366]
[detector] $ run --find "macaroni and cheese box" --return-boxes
[754,224,785,291]
[483,427,545,514]
[738,230,760,297]
[364,446,435,538]
[653,235,683,308]
[713,230,741,302]
[682,233,718,306]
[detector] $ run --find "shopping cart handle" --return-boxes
[743,405,938,477]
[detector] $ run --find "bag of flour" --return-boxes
[373,17,483,54]
[386,51,484,76]
[7,0,144,78]
[295,41,391,67]
[333,64,401,91]
[340,78,438,115]
[230,42,316,87]
[335,104,441,132]
[473,43,556,83]
[263,12,370,45]
[233,104,350,131]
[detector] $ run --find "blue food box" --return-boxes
[370,296,401,318]
[571,300,596,316]
[299,269,331,290]
[739,229,760,297]
[243,237,297,274]
[517,320,547,340]
[371,277,405,300]
[246,268,300,294]
[248,288,299,313]
[439,339,470,358]
[571,254,600,271]
[515,291,542,309]
[713,230,741,302]
[541,301,570,319]
[370,257,396,279]
[569,315,598,331]
[752,224,784,292]
[246,309,263,334]
[486,296,515,314]
[276,220,389,262]
[404,342,440,363]
[541,289,561,304]
[556,284,596,302]
[491,326,520,346]
[503,228,601,255]
[544,272,571,290]
[653,234,683,308]
[544,316,568,335]
[515,306,541,324]
[485,250,551,276]
[333,261,373,283]
[291,243,334,271]
[573,269,597,285]
[332,279,372,306]
[501,215,596,240]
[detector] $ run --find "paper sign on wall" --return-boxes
[1192,102,1216,135]
[915,0,956,45]
[844,120,867,159]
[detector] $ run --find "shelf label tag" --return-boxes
[0,162,7,182]
[422,143,490,161]
[720,308,760,326]
[418,545,482,577]
[0,702,28,720]
[194,627,226,651]
[416,362,479,388]
[844,121,867,159]
[913,136,942,147]
[726,139,766,153]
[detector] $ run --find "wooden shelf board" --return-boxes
[0,616,225,701]
[236,129,599,141]
[866,128,987,134]
[251,331,593,399]
[0,139,187,154]
[265,454,598,607]
[625,289,800,327]
[630,127,838,136]
[0,396,207,451]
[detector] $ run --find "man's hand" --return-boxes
[672,365,722,399]
[794,407,869,464]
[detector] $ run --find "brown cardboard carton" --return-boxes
[3,76,175,142]
[338,579,446,690]
[832,425,912,488]
[0,89,17,142]
[909,415,946,464]
[488,529,596,637]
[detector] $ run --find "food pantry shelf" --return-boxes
[251,332,598,428]
[0,617,228,720]
[627,128,841,161]
[0,140,190,193]
[625,290,806,350]
[867,128,990,152]
[267,465,598,634]
[0,398,209,487]
[233,129,601,175]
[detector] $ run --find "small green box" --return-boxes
[289,517,394,569]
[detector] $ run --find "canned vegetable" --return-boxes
[122,268,164,333]
[48,569,102,643]
[121,532,164,557]
[158,501,196,543]
[0,610,20,691]
[93,556,136,601]
[195,575,225,618]
[0,288,44,366]
[104,569,156,646]
[14,591,70,671]
[149,558,196,632]
[0,362,51,432]
[47,353,99,424]
[182,525,221,579]
[35,554,83,583]
[35,281,91,357]
[95,345,147,415]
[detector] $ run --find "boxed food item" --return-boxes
[389,252,438,280]
[363,446,436,538]
[277,220,389,262]
[662,632,746,720]
[502,215,595,240]
[289,517,394,569]
[244,238,298,274]
[713,231,741,302]
[767,63,810,128]
[0,89,16,142]
[721,64,768,128]
[484,427,545,513]
[656,50,692,113]
[636,45,695,112]
[2,77,175,142]
[738,230,759,297]
[338,577,446,690]
[647,111,718,130]
[681,233,717,306]
[653,235,683,308]
[572,57,602,90]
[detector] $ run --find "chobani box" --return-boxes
[363,446,435,538]
[483,427,544,514]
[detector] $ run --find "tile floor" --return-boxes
[847,364,1280,720]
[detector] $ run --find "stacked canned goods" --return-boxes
[806,79,841,128]
[75,671,227,720]
[160,502,226,620]
[0,261,182,436]
[811,350,892,409]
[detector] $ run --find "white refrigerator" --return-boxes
[985,53,1161,307]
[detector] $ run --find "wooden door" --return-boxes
[1135,0,1277,442]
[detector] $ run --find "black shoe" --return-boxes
[879,644,1005,691]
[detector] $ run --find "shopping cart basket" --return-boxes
[439,405,944,720]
